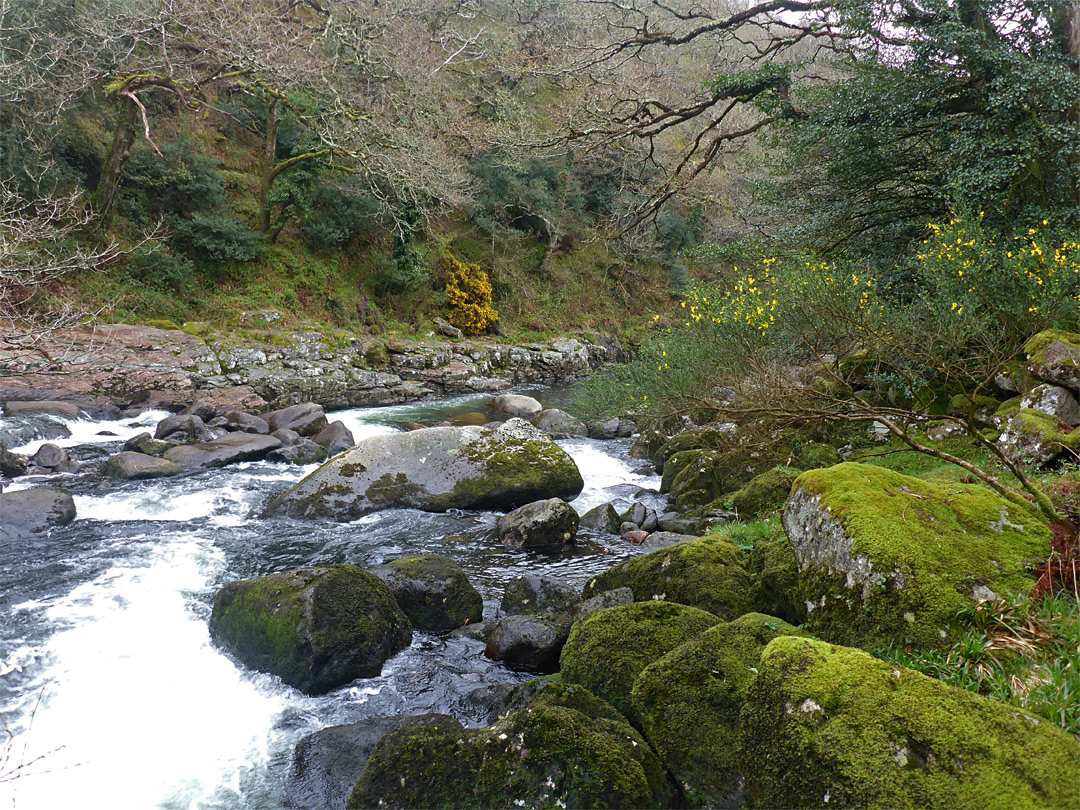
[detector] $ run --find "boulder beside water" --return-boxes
[496,497,579,551]
[208,565,412,695]
[0,486,76,541]
[370,554,482,633]
[264,418,583,520]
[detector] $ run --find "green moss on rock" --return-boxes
[582,535,751,620]
[559,601,722,721]
[631,613,809,808]
[746,523,806,625]
[350,683,678,810]
[209,565,412,695]
[370,554,482,632]
[739,636,1080,809]
[730,465,802,519]
[784,463,1052,650]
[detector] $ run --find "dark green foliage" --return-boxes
[762,0,1080,263]
[118,140,226,222]
[301,182,383,248]
[171,212,267,264]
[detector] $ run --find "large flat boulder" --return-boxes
[739,636,1080,810]
[102,451,184,480]
[264,418,583,520]
[209,565,412,695]
[783,462,1051,649]
[163,432,282,470]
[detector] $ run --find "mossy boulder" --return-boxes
[264,418,584,520]
[947,393,1002,427]
[559,601,722,720]
[369,554,482,632]
[582,535,751,620]
[501,574,579,615]
[653,425,738,473]
[730,465,802,519]
[746,524,806,625]
[484,613,573,673]
[1025,329,1080,390]
[350,683,678,810]
[1020,384,1080,425]
[209,565,412,695]
[739,636,1080,810]
[796,441,840,470]
[532,408,587,439]
[783,463,1051,650]
[631,613,809,808]
[997,408,1080,465]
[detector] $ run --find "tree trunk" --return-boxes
[258,97,280,235]
[94,97,138,231]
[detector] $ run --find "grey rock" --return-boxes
[484,613,572,673]
[225,411,270,434]
[32,443,69,470]
[154,414,214,444]
[0,487,76,541]
[531,409,587,439]
[570,587,634,622]
[1021,384,1080,426]
[266,439,329,466]
[272,428,301,446]
[284,716,417,810]
[163,432,282,470]
[639,531,698,550]
[313,421,354,455]
[184,401,220,421]
[500,574,579,616]
[579,502,622,534]
[433,317,463,339]
[264,419,583,520]
[491,393,542,419]
[102,451,184,480]
[496,497,579,552]
[641,507,659,533]
[3,400,81,419]
[123,432,173,457]
[0,442,28,477]
[265,402,328,437]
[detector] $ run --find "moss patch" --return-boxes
[785,463,1052,650]
[582,535,751,620]
[730,465,802,519]
[739,636,1080,810]
[559,601,723,722]
[632,613,809,808]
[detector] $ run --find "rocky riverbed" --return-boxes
[0,323,627,415]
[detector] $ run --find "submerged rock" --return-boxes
[496,497,579,551]
[739,636,1080,810]
[559,601,722,721]
[209,565,412,695]
[0,487,76,541]
[349,682,677,810]
[783,462,1051,649]
[264,419,583,520]
[370,554,482,632]
[582,535,752,620]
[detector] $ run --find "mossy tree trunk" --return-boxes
[93,95,138,231]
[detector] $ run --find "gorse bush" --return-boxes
[444,253,497,335]
[579,214,1080,424]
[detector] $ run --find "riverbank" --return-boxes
[0,323,628,415]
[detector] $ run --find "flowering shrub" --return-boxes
[444,253,498,335]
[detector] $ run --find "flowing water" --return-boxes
[0,388,663,810]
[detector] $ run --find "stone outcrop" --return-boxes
[0,323,623,413]
[0,487,77,541]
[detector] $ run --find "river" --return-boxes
[0,388,663,809]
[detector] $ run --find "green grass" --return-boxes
[879,592,1080,735]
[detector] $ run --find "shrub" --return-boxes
[444,253,498,335]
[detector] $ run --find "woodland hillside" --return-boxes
[3,0,1074,345]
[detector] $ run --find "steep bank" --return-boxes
[0,323,627,414]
